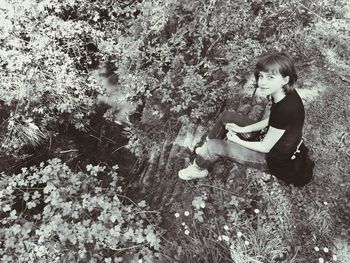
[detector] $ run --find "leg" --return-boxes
[179,139,267,180]
[195,139,267,170]
[208,110,257,140]
[179,111,265,180]
[196,110,259,155]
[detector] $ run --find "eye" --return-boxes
[267,75,274,79]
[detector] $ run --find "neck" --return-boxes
[272,89,286,103]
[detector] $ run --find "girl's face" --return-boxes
[257,71,289,97]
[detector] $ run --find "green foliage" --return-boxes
[164,165,347,262]
[1,1,349,262]
[0,0,113,151]
[0,159,162,262]
[107,0,263,121]
[98,0,350,153]
[1,0,349,153]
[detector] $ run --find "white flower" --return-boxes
[184,211,190,216]
[323,247,329,253]
[182,222,186,226]
[174,213,180,218]
[314,246,320,251]
[221,235,229,242]
[223,225,229,231]
[318,258,324,263]
[237,231,243,238]
[218,236,222,241]
[184,230,190,235]
[323,201,328,205]
[200,203,205,208]
[244,241,249,245]
[332,255,337,261]
[254,209,260,214]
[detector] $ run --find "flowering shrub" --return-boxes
[0,159,162,262]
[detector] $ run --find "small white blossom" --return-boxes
[218,236,222,241]
[254,209,260,214]
[332,255,337,261]
[184,211,190,216]
[200,203,205,208]
[318,258,324,263]
[221,235,229,242]
[323,201,328,205]
[182,222,186,226]
[314,246,320,251]
[184,229,190,235]
[237,231,243,238]
[174,213,180,218]
[223,225,229,231]
[323,247,329,253]
[244,241,249,246]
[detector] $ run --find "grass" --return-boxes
[157,66,350,262]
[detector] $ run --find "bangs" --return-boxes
[256,61,282,75]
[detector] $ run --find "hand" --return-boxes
[225,123,242,133]
[227,131,241,143]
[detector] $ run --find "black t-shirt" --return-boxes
[268,89,305,158]
[266,89,306,185]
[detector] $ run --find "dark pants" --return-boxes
[195,111,267,170]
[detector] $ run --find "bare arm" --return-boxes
[227,126,285,153]
[226,118,269,133]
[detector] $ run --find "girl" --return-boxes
[178,52,314,186]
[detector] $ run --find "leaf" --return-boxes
[192,196,205,210]
[146,230,160,250]
[194,211,204,222]
[110,210,122,223]
[138,200,147,208]
[123,228,134,241]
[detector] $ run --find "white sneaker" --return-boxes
[195,146,205,155]
[178,163,208,180]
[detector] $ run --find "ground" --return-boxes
[126,64,350,262]
[1,64,349,262]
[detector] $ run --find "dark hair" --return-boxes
[254,52,298,94]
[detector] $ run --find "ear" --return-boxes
[283,76,290,85]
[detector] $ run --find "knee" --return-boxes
[205,139,224,156]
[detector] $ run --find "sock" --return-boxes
[193,160,206,171]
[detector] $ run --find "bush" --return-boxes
[1,0,349,153]
[0,0,112,152]
[100,0,350,153]
[0,159,162,262]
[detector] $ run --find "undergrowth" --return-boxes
[0,0,349,262]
